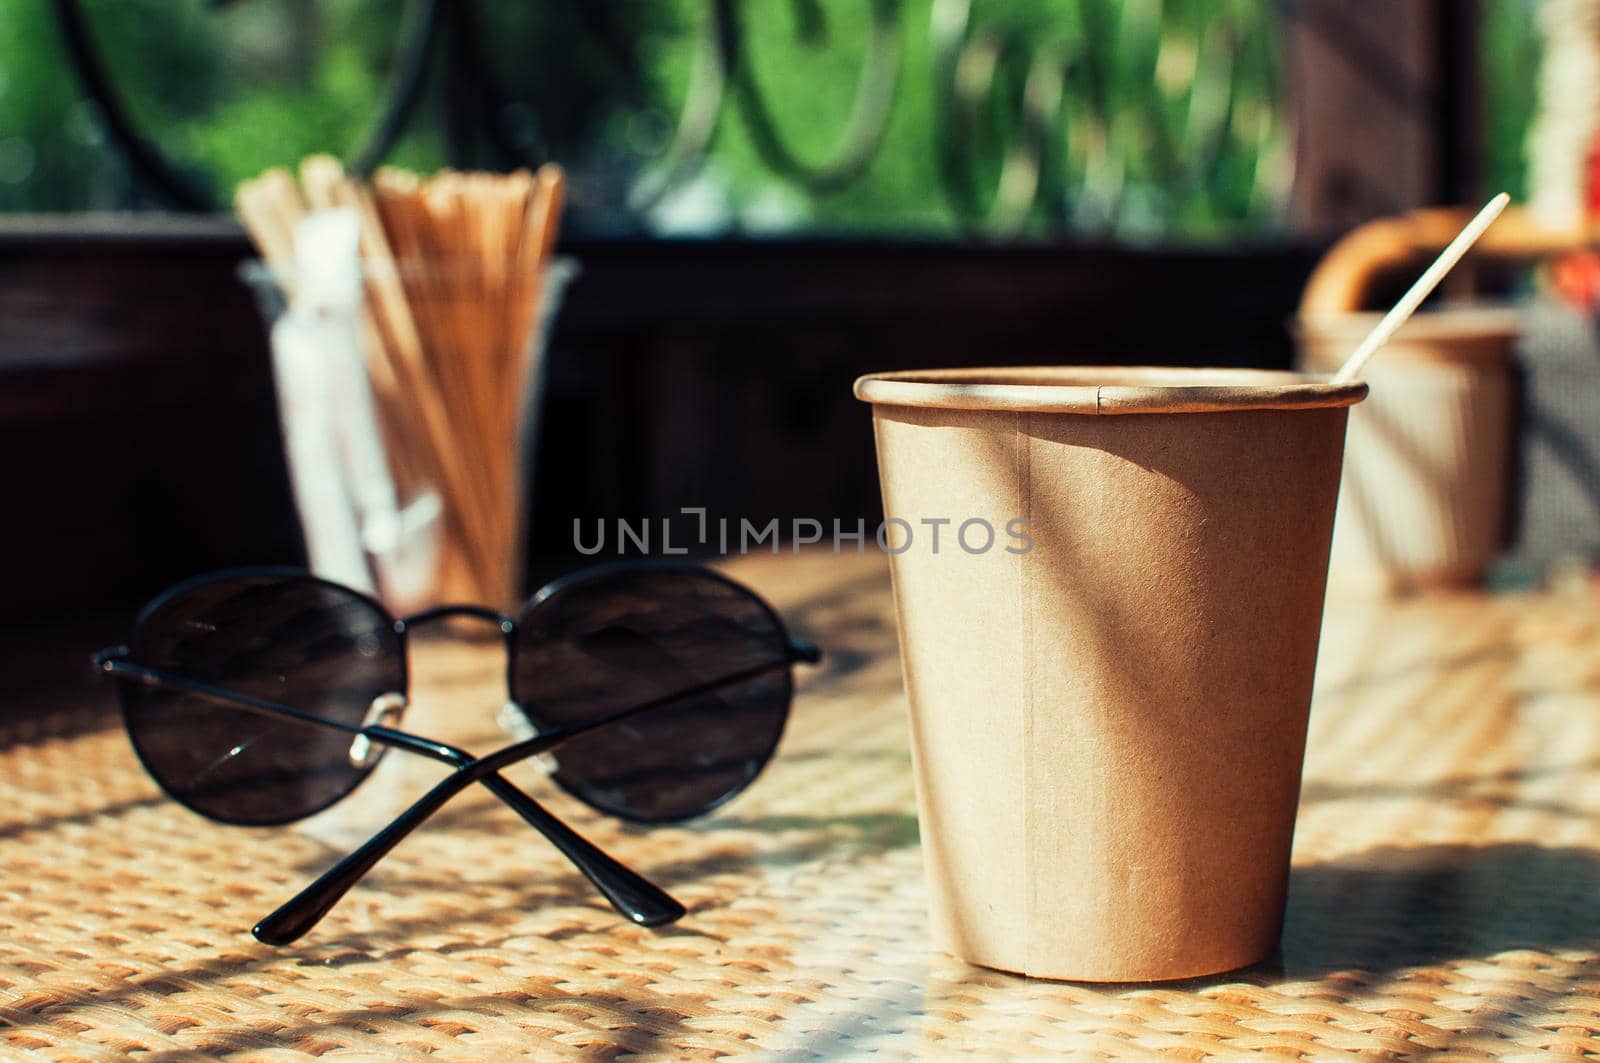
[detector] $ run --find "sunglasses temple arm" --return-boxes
[94,641,821,747]
[95,657,367,735]
[789,639,822,665]
[105,651,820,943]
[253,735,685,944]
[531,653,816,754]
[476,774,688,927]
[94,658,686,937]
[254,655,820,944]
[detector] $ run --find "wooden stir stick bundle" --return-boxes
[235,156,568,609]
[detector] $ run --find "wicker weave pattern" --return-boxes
[3,555,1600,1059]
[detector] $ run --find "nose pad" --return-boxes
[348,692,408,768]
[498,701,560,775]
[497,700,536,742]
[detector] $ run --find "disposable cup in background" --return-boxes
[854,367,1366,982]
[1296,309,1518,589]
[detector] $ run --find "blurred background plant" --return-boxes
[1484,0,1541,207]
[0,0,1538,237]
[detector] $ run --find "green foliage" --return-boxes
[0,0,1537,236]
[0,0,117,210]
[1482,0,1540,203]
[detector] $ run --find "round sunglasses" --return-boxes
[92,560,820,944]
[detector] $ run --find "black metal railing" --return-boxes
[50,0,1289,234]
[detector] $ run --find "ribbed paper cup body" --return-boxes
[1296,309,1517,588]
[854,367,1365,982]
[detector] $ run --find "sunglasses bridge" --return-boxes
[390,602,560,756]
[394,603,516,635]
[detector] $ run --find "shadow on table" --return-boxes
[780,840,1600,1061]
[919,841,1600,996]
[0,919,711,1059]
[10,838,1595,1058]
[1277,841,1600,977]
[1301,760,1600,822]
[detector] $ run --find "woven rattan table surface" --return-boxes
[4,552,1600,1060]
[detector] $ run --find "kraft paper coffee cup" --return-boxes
[1296,309,1517,589]
[854,367,1366,982]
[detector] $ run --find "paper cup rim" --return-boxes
[853,367,1368,415]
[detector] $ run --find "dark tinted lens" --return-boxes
[120,573,405,826]
[510,565,792,823]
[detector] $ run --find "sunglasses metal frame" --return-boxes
[92,560,820,945]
